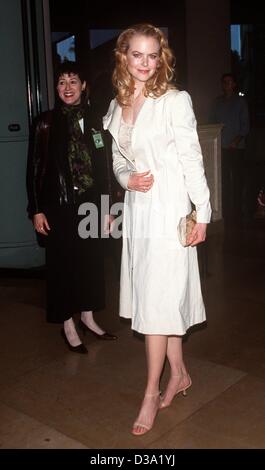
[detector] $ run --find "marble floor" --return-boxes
[0,219,264,449]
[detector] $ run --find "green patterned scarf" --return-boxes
[61,104,94,195]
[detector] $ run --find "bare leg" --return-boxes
[81,310,105,335]
[64,317,82,347]
[132,335,168,436]
[160,336,192,409]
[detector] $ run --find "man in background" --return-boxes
[210,73,250,224]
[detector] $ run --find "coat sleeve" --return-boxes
[112,139,132,190]
[26,112,51,218]
[169,91,211,223]
[103,98,133,191]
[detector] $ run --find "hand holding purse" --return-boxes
[177,210,197,247]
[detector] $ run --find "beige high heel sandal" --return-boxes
[160,374,192,409]
[131,391,161,436]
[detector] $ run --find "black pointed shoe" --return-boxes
[78,320,118,340]
[60,329,88,354]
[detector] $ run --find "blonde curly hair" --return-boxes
[112,24,176,106]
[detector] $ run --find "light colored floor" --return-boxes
[0,219,265,449]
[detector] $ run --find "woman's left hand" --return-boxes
[187,223,207,246]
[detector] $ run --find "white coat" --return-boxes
[103,90,211,335]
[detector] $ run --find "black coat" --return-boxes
[26,104,118,322]
[26,104,115,218]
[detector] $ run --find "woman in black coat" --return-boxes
[27,61,117,353]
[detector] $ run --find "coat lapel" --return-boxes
[103,98,136,168]
[103,98,122,143]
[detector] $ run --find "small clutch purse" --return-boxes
[177,210,197,247]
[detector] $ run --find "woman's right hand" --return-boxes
[33,213,50,236]
[127,170,154,192]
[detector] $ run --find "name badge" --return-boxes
[92,129,104,149]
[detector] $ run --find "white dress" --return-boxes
[104,90,211,335]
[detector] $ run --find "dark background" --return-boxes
[49,0,265,122]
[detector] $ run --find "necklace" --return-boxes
[133,85,145,100]
[122,90,145,125]
[132,91,145,106]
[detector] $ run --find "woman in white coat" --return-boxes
[103,24,211,436]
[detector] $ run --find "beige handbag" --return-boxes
[177,210,197,247]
